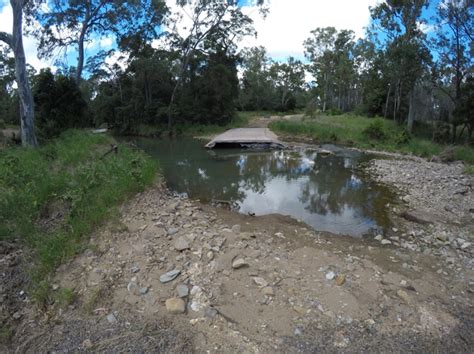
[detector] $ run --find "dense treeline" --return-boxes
[0,0,472,143]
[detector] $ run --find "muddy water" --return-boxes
[134,137,393,237]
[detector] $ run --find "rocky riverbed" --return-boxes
[4,152,473,352]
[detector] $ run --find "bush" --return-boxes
[362,119,386,140]
[305,98,318,118]
[394,129,411,145]
[432,121,451,143]
[328,108,343,116]
[0,119,5,129]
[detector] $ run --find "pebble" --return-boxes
[82,339,93,349]
[106,313,117,324]
[262,286,274,296]
[232,258,249,269]
[375,235,383,241]
[397,289,411,305]
[381,239,392,245]
[206,251,214,261]
[177,284,189,298]
[160,269,181,283]
[325,271,336,280]
[335,274,346,286]
[12,311,22,320]
[139,287,149,295]
[165,297,186,314]
[174,237,190,251]
[252,277,268,287]
[167,228,179,236]
[131,266,140,273]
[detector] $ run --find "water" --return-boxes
[134,137,393,237]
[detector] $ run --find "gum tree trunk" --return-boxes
[0,0,38,147]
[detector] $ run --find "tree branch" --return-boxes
[0,31,13,47]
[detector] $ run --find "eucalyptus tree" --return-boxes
[370,0,431,132]
[36,0,168,83]
[304,27,357,112]
[304,27,337,112]
[166,0,259,128]
[239,46,275,110]
[0,0,38,146]
[432,0,473,141]
[269,57,305,111]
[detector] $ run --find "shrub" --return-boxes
[432,121,451,143]
[328,108,342,116]
[363,119,386,140]
[0,119,5,129]
[305,98,318,119]
[395,129,411,145]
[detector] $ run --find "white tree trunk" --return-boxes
[0,0,38,147]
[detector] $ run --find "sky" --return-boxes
[0,0,441,72]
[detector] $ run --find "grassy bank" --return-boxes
[270,114,474,165]
[0,130,157,303]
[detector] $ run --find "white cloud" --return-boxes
[241,0,379,61]
[99,36,114,48]
[0,4,52,72]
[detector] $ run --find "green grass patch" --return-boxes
[270,113,474,165]
[0,130,157,305]
[54,287,76,308]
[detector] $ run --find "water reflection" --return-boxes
[135,138,392,237]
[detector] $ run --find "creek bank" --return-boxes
[7,172,473,351]
[366,157,473,269]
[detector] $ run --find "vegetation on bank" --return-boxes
[0,131,157,304]
[270,114,474,165]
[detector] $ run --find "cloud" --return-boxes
[241,0,379,61]
[0,4,51,72]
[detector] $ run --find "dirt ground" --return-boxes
[3,170,473,352]
[1,119,473,352]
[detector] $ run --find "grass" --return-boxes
[0,130,157,305]
[55,287,76,309]
[270,113,474,165]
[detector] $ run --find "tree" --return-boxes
[166,0,257,129]
[239,46,275,110]
[0,0,38,147]
[36,0,168,82]
[432,0,473,141]
[370,0,431,132]
[304,27,338,112]
[304,28,358,113]
[34,69,88,138]
[269,57,305,111]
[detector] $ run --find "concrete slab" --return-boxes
[205,128,285,149]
